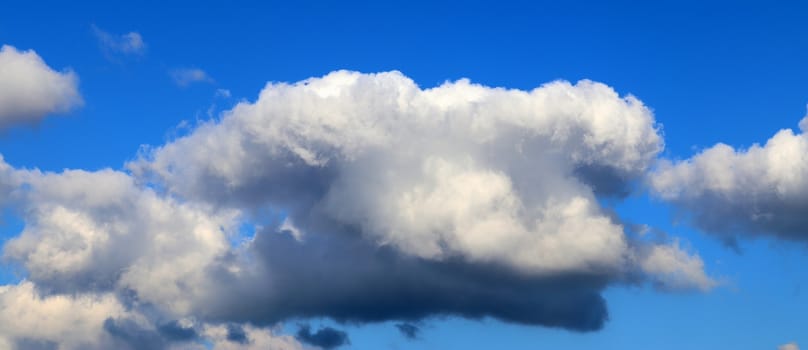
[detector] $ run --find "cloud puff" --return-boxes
[0,281,127,349]
[650,114,808,243]
[0,281,305,350]
[780,343,800,350]
[0,45,82,129]
[3,165,239,315]
[92,25,145,57]
[132,71,711,325]
[636,240,715,291]
[132,70,669,273]
[171,68,214,87]
[0,71,715,347]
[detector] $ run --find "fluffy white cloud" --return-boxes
[636,240,715,291]
[0,281,126,349]
[132,70,703,282]
[0,281,308,350]
[3,165,239,316]
[0,71,716,347]
[0,45,82,129]
[0,158,310,349]
[650,114,808,242]
[780,342,800,350]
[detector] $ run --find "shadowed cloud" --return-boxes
[295,324,349,349]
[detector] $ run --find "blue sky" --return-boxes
[1,1,808,349]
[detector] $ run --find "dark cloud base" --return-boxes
[103,318,198,350]
[200,224,611,332]
[669,192,808,245]
[295,324,350,349]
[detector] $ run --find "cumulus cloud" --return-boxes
[0,157,312,349]
[0,71,716,347]
[92,25,145,57]
[0,281,127,349]
[171,68,214,87]
[0,45,82,129]
[650,113,808,243]
[0,162,282,349]
[637,240,715,291]
[0,281,305,350]
[132,70,667,272]
[3,166,240,315]
[132,71,711,326]
[780,342,800,350]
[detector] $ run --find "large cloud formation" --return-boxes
[133,71,668,273]
[651,114,808,243]
[0,45,82,129]
[0,161,306,349]
[1,71,713,348]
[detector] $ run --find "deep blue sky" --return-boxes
[2,1,808,348]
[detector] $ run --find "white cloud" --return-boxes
[780,342,800,350]
[0,281,308,350]
[0,156,312,348]
[0,281,127,349]
[650,113,808,242]
[92,25,145,56]
[3,165,240,316]
[0,45,82,129]
[637,240,716,291]
[171,68,214,87]
[0,71,717,346]
[132,70,704,282]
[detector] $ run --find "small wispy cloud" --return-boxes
[170,68,213,87]
[780,342,800,350]
[92,25,145,57]
[215,88,231,98]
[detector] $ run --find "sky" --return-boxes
[1,1,807,349]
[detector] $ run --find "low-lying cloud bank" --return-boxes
[0,70,714,348]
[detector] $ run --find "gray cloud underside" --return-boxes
[0,45,82,129]
[201,225,612,331]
